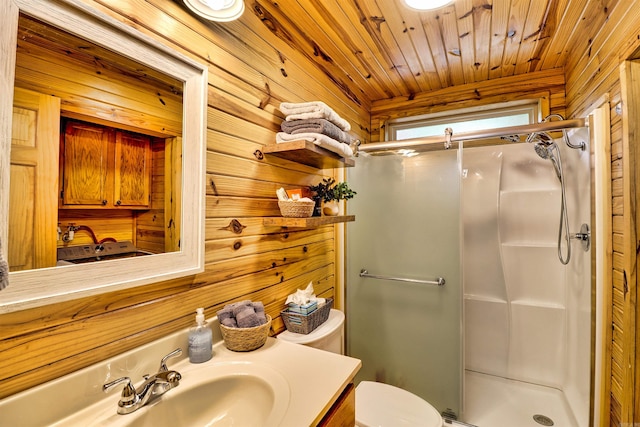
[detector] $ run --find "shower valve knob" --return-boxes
[570,223,590,252]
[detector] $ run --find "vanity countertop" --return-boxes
[212,337,361,426]
[0,319,361,426]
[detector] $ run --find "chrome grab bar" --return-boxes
[359,269,445,286]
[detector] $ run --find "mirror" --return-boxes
[0,0,207,313]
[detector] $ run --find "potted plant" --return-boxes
[309,178,356,216]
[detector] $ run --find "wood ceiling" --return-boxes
[252,0,599,106]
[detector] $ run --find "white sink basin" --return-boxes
[122,361,290,427]
[51,361,290,427]
[0,323,360,427]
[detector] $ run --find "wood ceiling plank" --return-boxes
[471,0,493,82]
[514,0,551,75]
[538,0,587,70]
[500,0,530,77]
[488,0,512,79]
[417,6,457,88]
[248,0,367,108]
[305,0,397,99]
[374,0,440,92]
[351,0,422,95]
[453,0,477,84]
[263,0,384,100]
[526,0,571,72]
[332,0,407,98]
[437,4,465,86]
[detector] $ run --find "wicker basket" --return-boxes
[219,315,272,352]
[278,200,315,218]
[281,298,333,334]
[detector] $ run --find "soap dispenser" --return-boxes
[188,308,212,363]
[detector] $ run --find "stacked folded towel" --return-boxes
[277,101,354,158]
[217,300,268,328]
[280,101,351,131]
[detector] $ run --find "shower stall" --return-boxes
[346,119,592,426]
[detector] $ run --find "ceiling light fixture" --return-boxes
[404,0,454,10]
[183,0,245,22]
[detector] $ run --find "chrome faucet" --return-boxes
[103,348,182,415]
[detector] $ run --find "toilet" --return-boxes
[277,309,443,427]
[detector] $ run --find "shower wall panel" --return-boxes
[463,139,590,426]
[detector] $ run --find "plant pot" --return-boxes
[322,201,339,216]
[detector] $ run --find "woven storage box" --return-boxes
[278,200,314,218]
[219,315,271,352]
[281,298,333,334]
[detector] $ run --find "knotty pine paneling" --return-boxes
[370,68,566,143]
[565,0,640,424]
[0,0,366,400]
[135,143,167,254]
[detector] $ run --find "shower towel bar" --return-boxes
[359,269,445,286]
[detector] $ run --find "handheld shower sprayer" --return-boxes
[528,132,562,180]
[526,129,571,264]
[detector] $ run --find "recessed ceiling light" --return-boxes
[404,0,454,10]
[183,0,245,22]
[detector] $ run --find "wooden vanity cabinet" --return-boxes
[60,121,151,209]
[318,383,355,426]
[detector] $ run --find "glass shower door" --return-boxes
[346,148,462,417]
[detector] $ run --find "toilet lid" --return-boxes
[355,381,443,427]
[277,309,344,345]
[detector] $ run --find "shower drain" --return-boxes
[533,414,554,426]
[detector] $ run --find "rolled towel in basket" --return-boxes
[235,306,261,328]
[279,101,351,132]
[217,300,268,328]
[252,301,267,324]
[220,317,237,328]
[217,306,235,323]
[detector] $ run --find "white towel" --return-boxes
[280,101,351,132]
[276,132,354,158]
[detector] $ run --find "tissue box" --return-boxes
[287,301,318,315]
[281,298,333,334]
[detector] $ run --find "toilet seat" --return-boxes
[355,381,443,427]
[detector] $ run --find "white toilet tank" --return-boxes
[277,309,345,354]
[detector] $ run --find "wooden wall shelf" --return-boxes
[264,215,355,227]
[263,140,355,169]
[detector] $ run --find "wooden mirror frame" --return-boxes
[0,0,206,313]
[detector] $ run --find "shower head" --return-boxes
[536,141,562,180]
[527,131,562,179]
[534,141,554,159]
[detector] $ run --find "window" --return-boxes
[387,102,538,141]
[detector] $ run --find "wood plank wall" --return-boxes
[4,1,640,424]
[0,0,368,400]
[135,140,168,254]
[370,67,567,142]
[563,0,640,425]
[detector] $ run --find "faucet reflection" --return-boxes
[102,348,182,415]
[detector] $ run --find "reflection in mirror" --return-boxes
[0,0,206,313]
[10,13,182,271]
